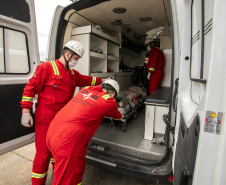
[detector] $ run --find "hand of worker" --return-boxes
[147,72,151,80]
[101,78,107,83]
[21,113,33,127]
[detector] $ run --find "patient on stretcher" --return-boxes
[116,84,148,108]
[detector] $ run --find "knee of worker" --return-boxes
[34,148,52,166]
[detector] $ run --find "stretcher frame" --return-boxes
[105,95,144,132]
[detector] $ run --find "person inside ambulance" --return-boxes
[145,38,165,94]
[116,84,148,108]
[20,40,105,185]
[46,79,122,185]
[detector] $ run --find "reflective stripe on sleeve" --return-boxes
[50,158,54,163]
[77,183,82,185]
[32,172,47,179]
[102,94,111,100]
[149,68,155,71]
[50,61,59,75]
[91,77,96,86]
[22,96,33,102]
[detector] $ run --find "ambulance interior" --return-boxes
[57,0,172,163]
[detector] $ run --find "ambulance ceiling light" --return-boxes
[139,17,152,22]
[113,7,127,14]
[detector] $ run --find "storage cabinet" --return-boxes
[71,25,120,75]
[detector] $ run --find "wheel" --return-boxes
[110,119,115,128]
[133,111,137,120]
[122,122,126,132]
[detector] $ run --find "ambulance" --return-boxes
[0,0,225,184]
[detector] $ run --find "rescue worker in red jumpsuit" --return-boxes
[20,40,104,185]
[145,38,165,94]
[46,79,122,185]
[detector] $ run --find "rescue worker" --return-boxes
[20,40,104,185]
[46,79,122,185]
[145,38,165,94]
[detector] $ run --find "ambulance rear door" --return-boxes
[173,0,226,184]
[0,0,39,155]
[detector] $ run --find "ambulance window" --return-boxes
[0,27,29,74]
[190,0,204,83]
[0,0,31,23]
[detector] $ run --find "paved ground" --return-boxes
[0,142,168,185]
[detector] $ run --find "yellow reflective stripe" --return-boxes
[32,172,47,179]
[149,68,155,71]
[50,61,59,75]
[70,69,74,75]
[50,158,54,163]
[83,86,90,89]
[91,77,96,86]
[156,47,161,51]
[102,94,111,100]
[22,96,33,102]
[77,183,82,185]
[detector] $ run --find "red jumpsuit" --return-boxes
[20,60,101,185]
[148,47,165,94]
[46,86,122,185]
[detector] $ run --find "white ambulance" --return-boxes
[0,0,225,184]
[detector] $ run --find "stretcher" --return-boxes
[105,94,145,132]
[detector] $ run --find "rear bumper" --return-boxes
[86,149,173,184]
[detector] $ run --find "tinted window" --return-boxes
[0,0,30,23]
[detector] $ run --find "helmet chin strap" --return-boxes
[103,84,116,97]
[63,50,74,70]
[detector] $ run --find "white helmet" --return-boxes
[64,40,84,58]
[102,79,120,96]
[145,38,155,45]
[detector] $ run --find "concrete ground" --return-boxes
[0,142,168,185]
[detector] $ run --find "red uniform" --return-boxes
[20,60,101,185]
[46,86,122,185]
[148,47,165,94]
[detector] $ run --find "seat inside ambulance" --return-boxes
[59,0,172,162]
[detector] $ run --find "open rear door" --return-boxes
[173,0,226,185]
[46,5,64,61]
[0,0,39,154]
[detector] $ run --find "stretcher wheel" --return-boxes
[133,111,138,120]
[110,119,115,128]
[122,122,126,132]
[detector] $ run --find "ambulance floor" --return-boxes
[93,106,165,156]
